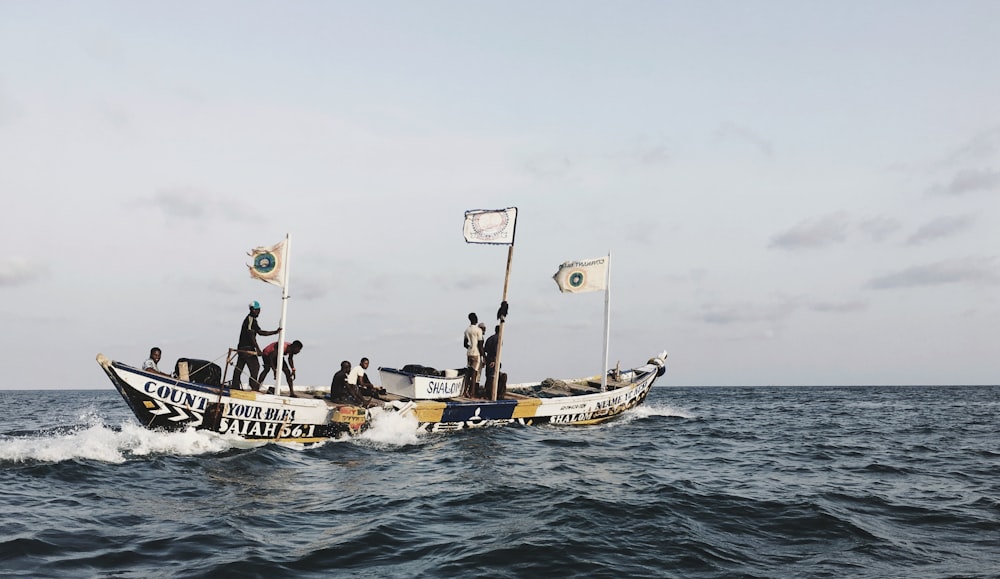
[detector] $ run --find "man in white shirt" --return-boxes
[349,357,372,388]
[348,357,385,399]
[463,313,484,397]
[142,347,171,377]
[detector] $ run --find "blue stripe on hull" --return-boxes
[439,399,519,423]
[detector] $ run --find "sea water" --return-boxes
[1,386,997,578]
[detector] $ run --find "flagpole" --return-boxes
[490,243,514,401]
[601,251,611,391]
[275,233,291,395]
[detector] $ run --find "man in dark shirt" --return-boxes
[233,300,280,391]
[483,325,499,393]
[330,360,364,405]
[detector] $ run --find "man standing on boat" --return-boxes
[233,300,280,391]
[483,325,499,391]
[258,339,303,397]
[463,313,484,397]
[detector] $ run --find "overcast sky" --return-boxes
[2,1,998,390]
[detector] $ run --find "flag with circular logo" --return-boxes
[247,239,286,287]
[463,207,517,245]
[553,256,609,293]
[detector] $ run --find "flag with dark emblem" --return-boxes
[248,239,286,287]
[553,256,609,293]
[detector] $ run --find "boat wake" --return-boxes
[626,402,697,420]
[359,407,423,446]
[0,412,248,464]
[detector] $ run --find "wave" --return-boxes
[626,402,697,420]
[0,415,251,464]
[358,406,423,446]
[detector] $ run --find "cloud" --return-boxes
[769,212,850,250]
[139,188,265,222]
[625,219,666,247]
[624,136,671,166]
[697,299,798,325]
[928,168,1000,196]
[522,155,574,180]
[452,273,495,291]
[714,122,774,157]
[947,127,1000,165]
[867,257,1000,289]
[906,214,975,245]
[857,216,901,242]
[808,300,867,313]
[0,258,48,287]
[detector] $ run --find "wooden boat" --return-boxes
[95,350,667,440]
[96,354,367,443]
[374,351,668,432]
[97,212,669,442]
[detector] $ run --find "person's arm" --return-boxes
[254,319,281,337]
[347,383,364,405]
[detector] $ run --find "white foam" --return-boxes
[359,406,423,446]
[628,403,697,420]
[0,416,246,464]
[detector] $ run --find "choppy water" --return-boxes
[1,386,997,578]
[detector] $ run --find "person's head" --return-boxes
[478,322,486,332]
[289,340,303,354]
[340,360,352,371]
[360,357,369,369]
[494,325,500,334]
[468,312,478,324]
[249,300,261,317]
[149,347,161,361]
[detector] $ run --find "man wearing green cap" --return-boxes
[233,300,280,391]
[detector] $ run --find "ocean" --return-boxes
[1,385,997,578]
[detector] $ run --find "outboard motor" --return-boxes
[175,358,223,386]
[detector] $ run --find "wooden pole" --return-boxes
[600,251,611,391]
[490,244,514,401]
[275,233,291,395]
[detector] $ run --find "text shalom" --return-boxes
[426,380,461,395]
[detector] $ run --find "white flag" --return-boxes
[463,207,517,245]
[248,239,286,287]
[553,256,609,293]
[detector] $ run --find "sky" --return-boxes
[1,1,998,389]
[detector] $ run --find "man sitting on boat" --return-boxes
[142,346,172,378]
[258,340,303,397]
[331,360,365,406]
[349,357,386,399]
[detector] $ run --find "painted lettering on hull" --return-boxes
[425,380,461,396]
[223,402,296,422]
[143,381,210,412]
[218,418,317,439]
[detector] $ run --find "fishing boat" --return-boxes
[95,234,369,444]
[95,353,368,442]
[375,351,668,432]
[96,209,669,441]
[372,208,668,431]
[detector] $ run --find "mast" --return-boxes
[462,207,518,402]
[490,243,514,401]
[274,233,291,394]
[600,250,611,391]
